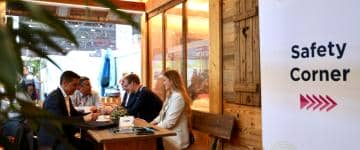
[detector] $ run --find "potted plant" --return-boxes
[110,105,128,123]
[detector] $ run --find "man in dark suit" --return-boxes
[120,74,162,122]
[38,71,99,150]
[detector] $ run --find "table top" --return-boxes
[87,118,176,143]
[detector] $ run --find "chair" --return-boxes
[189,110,235,150]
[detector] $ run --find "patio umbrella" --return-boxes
[100,50,111,96]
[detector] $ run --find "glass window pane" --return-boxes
[165,4,183,73]
[16,16,142,100]
[149,15,163,88]
[187,0,209,112]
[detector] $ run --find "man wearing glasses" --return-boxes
[71,76,100,107]
[120,74,162,122]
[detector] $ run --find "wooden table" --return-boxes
[87,118,176,150]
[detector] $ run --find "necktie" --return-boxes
[65,96,71,116]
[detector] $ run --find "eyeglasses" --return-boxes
[122,82,132,88]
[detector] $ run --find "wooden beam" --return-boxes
[31,0,145,12]
[209,0,222,114]
[232,7,257,22]
[141,13,148,86]
[147,0,183,18]
[0,1,5,26]
[234,83,258,92]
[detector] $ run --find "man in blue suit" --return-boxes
[38,71,99,150]
[120,74,162,122]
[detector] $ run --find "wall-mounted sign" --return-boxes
[260,0,360,149]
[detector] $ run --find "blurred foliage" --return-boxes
[0,0,138,149]
[110,105,128,121]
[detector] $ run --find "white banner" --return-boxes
[260,0,360,149]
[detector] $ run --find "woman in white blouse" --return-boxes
[151,70,192,150]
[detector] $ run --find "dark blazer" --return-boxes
[121,92,134,108]
[123,87,162,122]
[38,88,84,149]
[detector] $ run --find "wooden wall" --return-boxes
[222,0,262,149]
[145,0,262,149]
[0,1,5,25]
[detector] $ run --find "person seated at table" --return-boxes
[121,73,163,122]
[70,76,100,111]
[151,70,192,150]
[38,71,100,150]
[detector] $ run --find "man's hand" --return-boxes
[103,106,114,114]
[89,106,97,113]
[83,112,100,122]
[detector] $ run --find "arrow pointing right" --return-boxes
[306,95,315,110]
[319,95,330,111]
[312,95,322,111]
[300,94,309,109]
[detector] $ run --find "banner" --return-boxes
[259,0,360,149]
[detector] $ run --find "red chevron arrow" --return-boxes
[312,95,322,110]
[306,94,315,110]
[300,94,309,109]
[319,95,329,111]
[326,95,337,111]
[299,94,337,112]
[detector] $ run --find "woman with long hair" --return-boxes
[151,70,192,150]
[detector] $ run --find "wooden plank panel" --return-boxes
[209,0,222,114]
[253,15,260,83]
[146,0,172,12]
[192,110,235,140]
[141,14,148,86]
[223,57,234,70]
[146,0,183,17]
[238,19,246,83]
[32,0,145,11]
[223,43,235,57]
[245,19,253,83]
[223,92,237,103]
[235,0,246,86]
[223,22,235,43]
[226,128,261,147]
[222,0,262,149]
[234,84,257,92]
[7,4,137,24]
[223,103,262,149]
[222,0,235,19]
[223,103,261,130]
[230,0,260,106]
[232,7,257,22]
[0,1,5,26]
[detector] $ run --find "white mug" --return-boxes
[119,116,134,128]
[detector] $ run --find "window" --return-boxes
[149,14,163,88]
[16,16,142,100]
[186,0,209,112]
[165,4,183,73]
[148,0,209,112]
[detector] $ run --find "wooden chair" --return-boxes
[189,110,235,150]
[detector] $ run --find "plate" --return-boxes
[75,106,92,113]
[96,115,110,122]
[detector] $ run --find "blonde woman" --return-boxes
[151,70,192,150]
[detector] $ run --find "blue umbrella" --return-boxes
[100,51,110,96]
